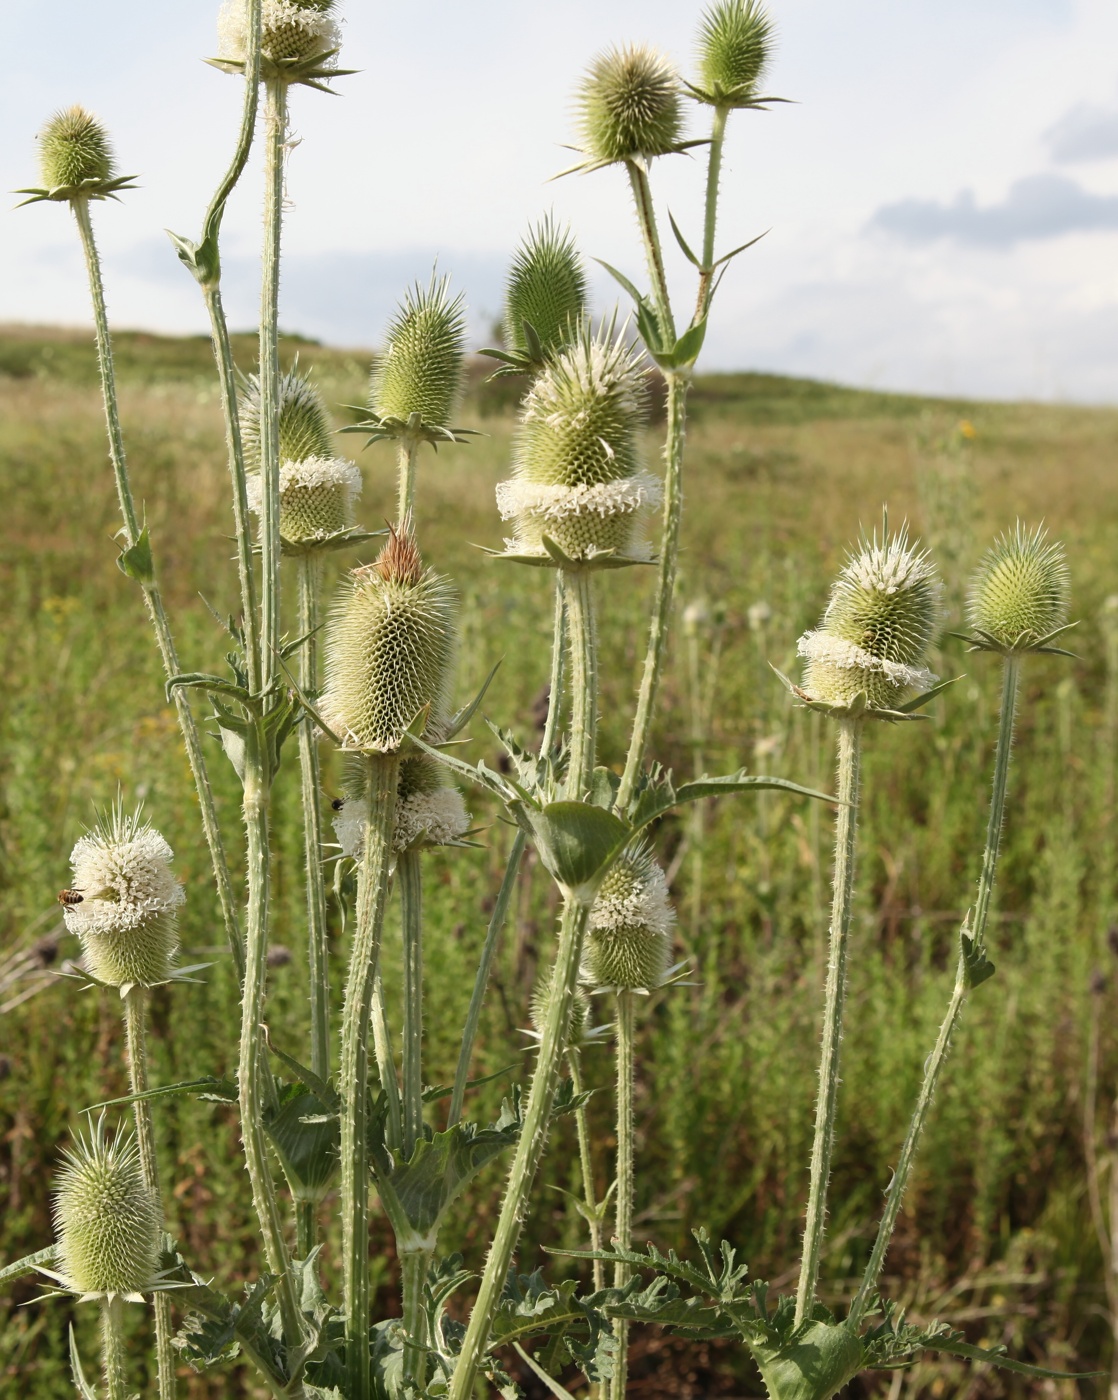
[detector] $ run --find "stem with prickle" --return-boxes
[259,78,288,691]
[340,754,400,1400]
[399,847,425,1158]
[401,1247,432,1389]
[297,554,331,1084]
[610,989,636,1400]
[565,569,598,798]
[795,716,862,1327]
[398,437,420,524]
[694,105,730,324]
[372,967,403,1155]
[100,1295,128,1400]
[567,1046,604,1294]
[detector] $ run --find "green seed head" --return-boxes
[218,0,341,66]
[503,217,588,360]
[53,1118,160,1298]
[583,845,674,991]
[529,965,590,1045]
[246,456,362,543]
[38,106,115,191]
[497,328,660,561]
[577,44,683,164]
[695,0,774,104]
[242,366,335,468]
[967,523,1070,652]
[62,804,184,988]
[322,531,458,753]
[798,523,941,711]
[371,277,466,432]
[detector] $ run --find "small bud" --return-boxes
[38,106,115,190]
[503,217,588,361]
[797,524,941,711]
[62,805,185,988]
[695,0,774,105]
[582,845,674,991]
[529,965,590,1044]
[53,1118,160,1298]
[496,328,661,563]
[577,45,683,164]
[321,531,457,753]
[218,0,341,67]
[370,277,466,434]
[967,523,1070,653]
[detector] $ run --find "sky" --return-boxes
[3,0,1118,402]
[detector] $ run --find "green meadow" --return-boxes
[1,323,1116,1396]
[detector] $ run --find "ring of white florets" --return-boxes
[218,0,341,63]
[333,786,469,858]
[796,631,937,692]
[63,823,185,939]
[246,456,361,537]
[497,471,662,558]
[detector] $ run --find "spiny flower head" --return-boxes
[582,845,674,991]
[967,523,1070,653]
[333,750,469,856]
[695,0,774,105]
[503,217,588,361]
[37,106,115,190]
[321,530,458,753]
[62,803,184,988]
[529,965,590,1045]
[52,1117,160,1299]
[370,277,466,433]
[577,45,684,164]
[497,328,660,562]
[797,523,941,712]
[242,366,335,467]
[217,0,341,66]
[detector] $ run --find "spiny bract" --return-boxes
[797,524,941,711]
[503,217,588,360]
[577,45,683,164]
[53,1119,160,1298]
[370,277,466,431]
[38,106,115,190]
[497,329,661,561]
[967,523,1070,652]
[695,0,774,104]
[582,845,674,991]
[218,0,341,65]
[62,804,185,988]
[321,532,457,753]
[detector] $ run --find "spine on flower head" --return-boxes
[582,844,675,991]
[370,277,466,435]
[967,523,1070,653]
[577,45,683,164]
[62,805,185,988]
[38,106,115,190]
[694,0,774,106]
[503,217,588,362]
[496,327,661,563]
[217,0,342,66]
[53,1117,161,1298]
[797,524,941,712]
[321,530,458,753]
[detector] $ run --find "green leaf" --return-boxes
[922,1335,1100,1380]
[668,211,701,267]
[89,1075,238,1111]
[527,801,630,896]
[445,659,502,740]
[894,676,962,714]
[749,1321,866,1400]
[628,765,833,832]
[167,672,254,708]
[264,1090,339,1204]
[68,1327,99,1400]
[961,932,995,989]
[117,526,154,585]
[0,1244,60,1287]
[513,1342,580,1400]
[712,229,769,270]
[592,258,646,309]
[166,228,220,286]
[667,317,708,369]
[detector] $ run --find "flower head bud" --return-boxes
[333,750,469,856]
[503,217,588,361]
[529,965,590,1044]
[218,0,341,67]
[797,524,941,712]
[53,1118,160,1298]
[577,45,683,164]
[321,530,458,753]
[582,845,674,991]
[62,805,185,988]
[695,0,774,105]
[496,328,661,563]
[38,106,115,190]
[370,277,466,433]
[967,523,1070,653]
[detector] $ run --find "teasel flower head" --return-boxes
[216,0,343,80]
[795,522,942,715]
[495,326,661,567]
[965,523,1072,655]
[333,749,470,857]
[366,276,467,443]
[52,1117,161,1301]
[243,368,361,543]
[62,803,185,989]
[321,528,458,753]
[503,217,588,366]
[17,107,137,206]
[576,45,684,166]
[582,844,674,991]
[529,964,591,1045]
[692,0,775,107]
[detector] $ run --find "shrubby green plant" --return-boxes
[2,2,1093,1398]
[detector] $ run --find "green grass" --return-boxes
[1,325,1116,1397]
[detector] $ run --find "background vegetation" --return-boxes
[1,323,1116,1397]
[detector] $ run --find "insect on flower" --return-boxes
[57,889,84,906]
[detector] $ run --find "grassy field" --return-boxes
[1,324,1117,1398]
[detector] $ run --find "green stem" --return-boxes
[401,1248,432,1388]
[448,577,566,1128]
[259,79,288,691]
[849,658,1021,1325]
[694,105,729,324]
[567,1048,604,1294]
[297,555,331,1083]
[610,991,636,1400]
[565,570,598,798]
[100,1295,127,1400]
[397,437,419,524]
[372,967,404,1155]
[296,1201,316,1261]
[123,989,175,1400]
[617,373,688,809]
[624,161,675,342]
[795,717,862,1327]
[71,196,244,980]
[340,755,400,1400]
[399,848,425,1158]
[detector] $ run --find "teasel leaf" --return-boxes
[68,1327,99,1400]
